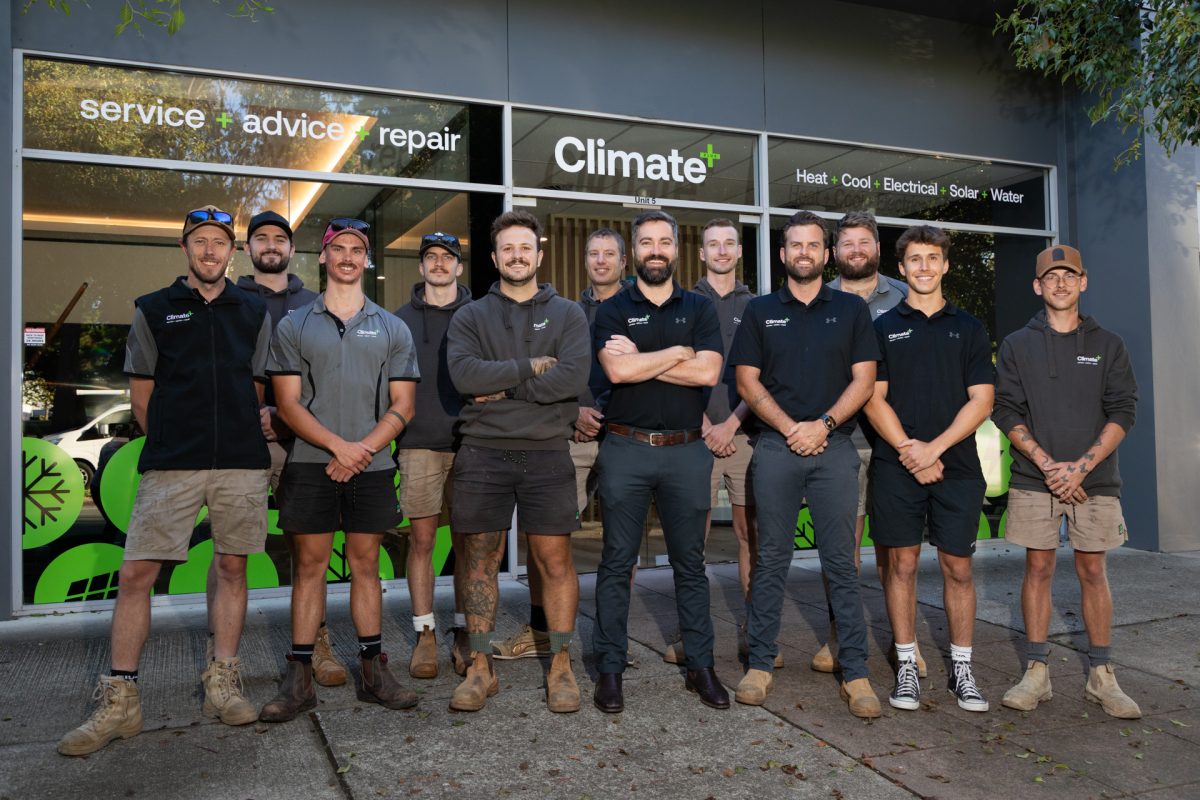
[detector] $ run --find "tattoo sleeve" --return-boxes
[462,531,505,633]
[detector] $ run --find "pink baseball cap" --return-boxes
[322,218,370,251]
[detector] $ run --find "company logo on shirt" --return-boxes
[165,311,194,324]
[533,318,550,332]
[764,317,790,328]
[825,316,838,324]
[355,329,379,338]
[674,316,687,325]
[887,328,913,342]
[627,315,651,327]
[948,331,961,339]
[1077,354,1103,366]
[733,316,742,325]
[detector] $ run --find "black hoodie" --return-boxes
[394,283,473,451]
[993,310,1137,497]
[447,282,590,450]
[235,273,317,408]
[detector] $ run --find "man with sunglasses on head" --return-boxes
[259,218,422,722]
[995,245,1142,719]
[60,205,274,756]
[393,232,473,680]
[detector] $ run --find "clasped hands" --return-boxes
[325,437,375,483]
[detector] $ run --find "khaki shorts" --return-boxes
[125,468,270,562]
[856,447,871,518]
[710,432,755,506]
[267,440,288,493]
[396,448,455,519]
[1004,488,1128,552]
[569,438,599,513]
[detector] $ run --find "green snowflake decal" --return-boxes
[22,437,85,550]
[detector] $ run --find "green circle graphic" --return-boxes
[168,539,280,593]
[99,437,207,533]
[34,543,128,603]
[22,437,86,550]
[327,531,395,582]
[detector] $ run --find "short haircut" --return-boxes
[586,227,626,260]
[836,211,878,242]
[701,217,739,242]
[631,209,679,246]
[490,210,542,252]
[895,224,951,261]
[779,210,828,245]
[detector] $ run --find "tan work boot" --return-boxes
[492,624,551,659]
[1001,661,1053,712]
[201,657,257,725]
[58,676,143,756]
[734,668,774,706]
[663,641,686,664]
[358,653,418,709]
[451,627,471,677]
[259,657,317,722]
[409,626,438,679]
[812,622,838,672]
[312,625,348,687]
[840,677,882,718]
[546,648,581,713]
[450,652,499,711]
[1085,664,1141,719]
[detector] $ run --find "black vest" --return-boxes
[134,277,270,471]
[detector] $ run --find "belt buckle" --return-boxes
[648,431,666,446]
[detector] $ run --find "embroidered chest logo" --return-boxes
[674,316,687,325]
[825,316,838,324]
[627,315,651,327]
[948,331,961,339]
[1077,354,1102,366]
[764,317,790,328]
[733,316,742,325]
[355,328,380,338]
[533,318,550,332]
[887,328,913,342]
[165,311,194,325]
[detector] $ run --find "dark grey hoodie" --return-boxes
[394,283,472,451]
[993,310,1137,497]
[692,277,753,424]
[235,273,317,408]
[447,282,590,450]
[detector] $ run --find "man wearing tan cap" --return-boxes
[59,205,274,755]
[993,244,1142,719]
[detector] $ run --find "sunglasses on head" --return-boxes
[186,208,233,226]
[422,232,459,246]
[329,217,370,232]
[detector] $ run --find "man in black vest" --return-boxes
[59,206,273,756]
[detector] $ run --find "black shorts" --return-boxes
[277,462,401,534]
[868,458,985,556]
[450,444,579,535]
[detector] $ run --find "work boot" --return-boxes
[546,648,580,713]
[840,677,882,718]
[812,622,838,672]
[738,625,785,668]
[1085,664,1141,719]
[1001,661,1053,712]
[201,657,257,725]
[312,625,348,687]
[259,657,317,723]
[450,627,471,677]
[734,668,774,706]
[57,676,143,756]
[492,624,551,659]
[409,626,438,679]
[449,652,499,711]
[358,653,418,710]
[663,641,686,665]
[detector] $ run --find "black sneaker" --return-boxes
[889,659,921,710]
[949,660,989,712]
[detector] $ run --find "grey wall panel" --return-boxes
[11,0,509,101]
[507,0,767,129]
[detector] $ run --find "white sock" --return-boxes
[895,641,916,663]
[951,643,973,663]
[413,613,435,633]
[454,612,466,628]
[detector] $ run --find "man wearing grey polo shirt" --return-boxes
[260,218,421,722]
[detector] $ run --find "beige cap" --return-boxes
[1035,244,1085,278]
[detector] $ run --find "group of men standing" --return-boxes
[58,201,1143,757]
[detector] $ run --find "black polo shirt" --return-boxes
[593,281,723,431]
[873,300,994,478]
[729,283,878,435]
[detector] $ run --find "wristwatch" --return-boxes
[820,414,837,432]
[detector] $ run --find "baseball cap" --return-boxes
[181,205,235,242]
[1035,244,1085,278]
[246,210,293,241]
[419,232,462,260]
[322,218,371,251]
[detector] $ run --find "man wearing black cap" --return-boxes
[394,232,473,680]
[59,205,274,755]
[995,244,1142,719]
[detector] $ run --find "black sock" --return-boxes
[320,620,327,630]
[529,604,548,632]
[290,643,314,664]
[358,634,382,660]
[110,669,138,683]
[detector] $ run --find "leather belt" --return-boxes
[606,423,702,447]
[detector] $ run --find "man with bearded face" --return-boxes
[590,210,729,714]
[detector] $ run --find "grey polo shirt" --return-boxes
[268,295,419,472]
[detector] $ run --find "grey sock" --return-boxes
[1027,641,1051,664]
[1088,645,1111,668]
[468,632,492,654]
[548,631,574,653]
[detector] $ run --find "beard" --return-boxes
[500,258,535,286]
[189,261,225,286]
[835,250,879,281]
[784,257,822,284]
[635,254,677,286]
[251,250,290,275]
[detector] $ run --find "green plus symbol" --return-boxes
[831,175,839,185]
[355,127,369,142]
[873,179,880,188]
[699,144,721,168]
[981,190,989,200]
[215,112,233,129]
[940,185,947,195]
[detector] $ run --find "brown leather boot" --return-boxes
[312,625,348,687]
[409,627,438,679]
[450,627,471,677]
[449,652,499,712]
[259,657,317,723]
[546,648,580,713]
[358,653,418,710]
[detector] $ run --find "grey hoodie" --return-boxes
[692,277,753,424]
[993,310,1137,497]
[235,273,317,408]
[447,282,590,450]
[394,283,472,451]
